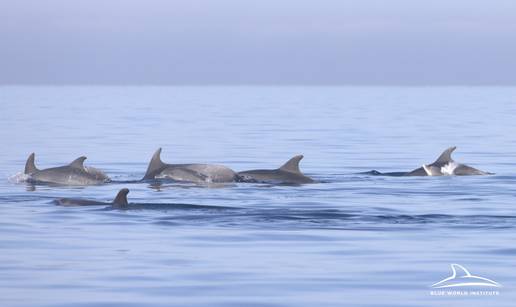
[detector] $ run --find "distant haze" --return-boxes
[1,0,516,85]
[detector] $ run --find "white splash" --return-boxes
[441,162,459,176]
[85,166,110,182]
[8,172,30,183]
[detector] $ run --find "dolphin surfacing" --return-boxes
[55,188,129,208]
[369,147,491,176]
[142,148,238,183]
[56,188,238,211]
[406,146,491,176]
[24,153,110,185]
[237,155,314,184]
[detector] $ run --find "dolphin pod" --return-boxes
[142,148,313,184]
[23,146,491,186]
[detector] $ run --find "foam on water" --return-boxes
[7,172,30,184]
[84,166,111,182]
[441,162,459,175]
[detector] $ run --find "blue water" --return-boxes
[1,86,516,306]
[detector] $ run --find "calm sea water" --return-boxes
[1,86,516,306]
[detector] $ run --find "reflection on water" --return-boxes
[1,86,516,306]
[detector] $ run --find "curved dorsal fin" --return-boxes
[433,146,456,164]
[143,148,166,179]
[25,152,39,174]
[113,188,129,208]
[69,156,87,169]
[279,155,304,174]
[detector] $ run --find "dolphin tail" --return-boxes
[279,155,304,174]
[143,148,166,180]
[69,156,87,169]
[433,146,456,164]
[25,153,39,174]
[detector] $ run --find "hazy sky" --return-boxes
[1,0,516,85]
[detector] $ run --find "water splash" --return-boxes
[84,166,111,182]
[441,162,459,175]
[7,172,30,183]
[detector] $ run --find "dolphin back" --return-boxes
[25,154,110,185]
[238,155,313,184]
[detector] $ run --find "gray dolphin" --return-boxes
[24,153,110,185]
[237,155,314,184]
[405,146,491,176]
[55,188,129,208]
[142,148,238,183]
[363,147,491,176]
[56,188,238,211]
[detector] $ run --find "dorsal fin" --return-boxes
[69,156,87,169]
[279,155,304,174]
[113,188,129,207]
[143,148,166,179]
[24,153,39,174]
[432,146,456,164]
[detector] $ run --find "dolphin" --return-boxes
[142,148,239,183]
[24,153,110,185]
[55,188,237,211]
[431,264,501,288]
[237,155,314,184]
[366,147,491,176]
[405,146,491,176]
[55,188,129,208]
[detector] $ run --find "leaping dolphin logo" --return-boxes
[431,264,501,288]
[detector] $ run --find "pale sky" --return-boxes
[1,0,516,85]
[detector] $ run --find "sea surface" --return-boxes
[1,86,515,306]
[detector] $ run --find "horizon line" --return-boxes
[2,83,516,87]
